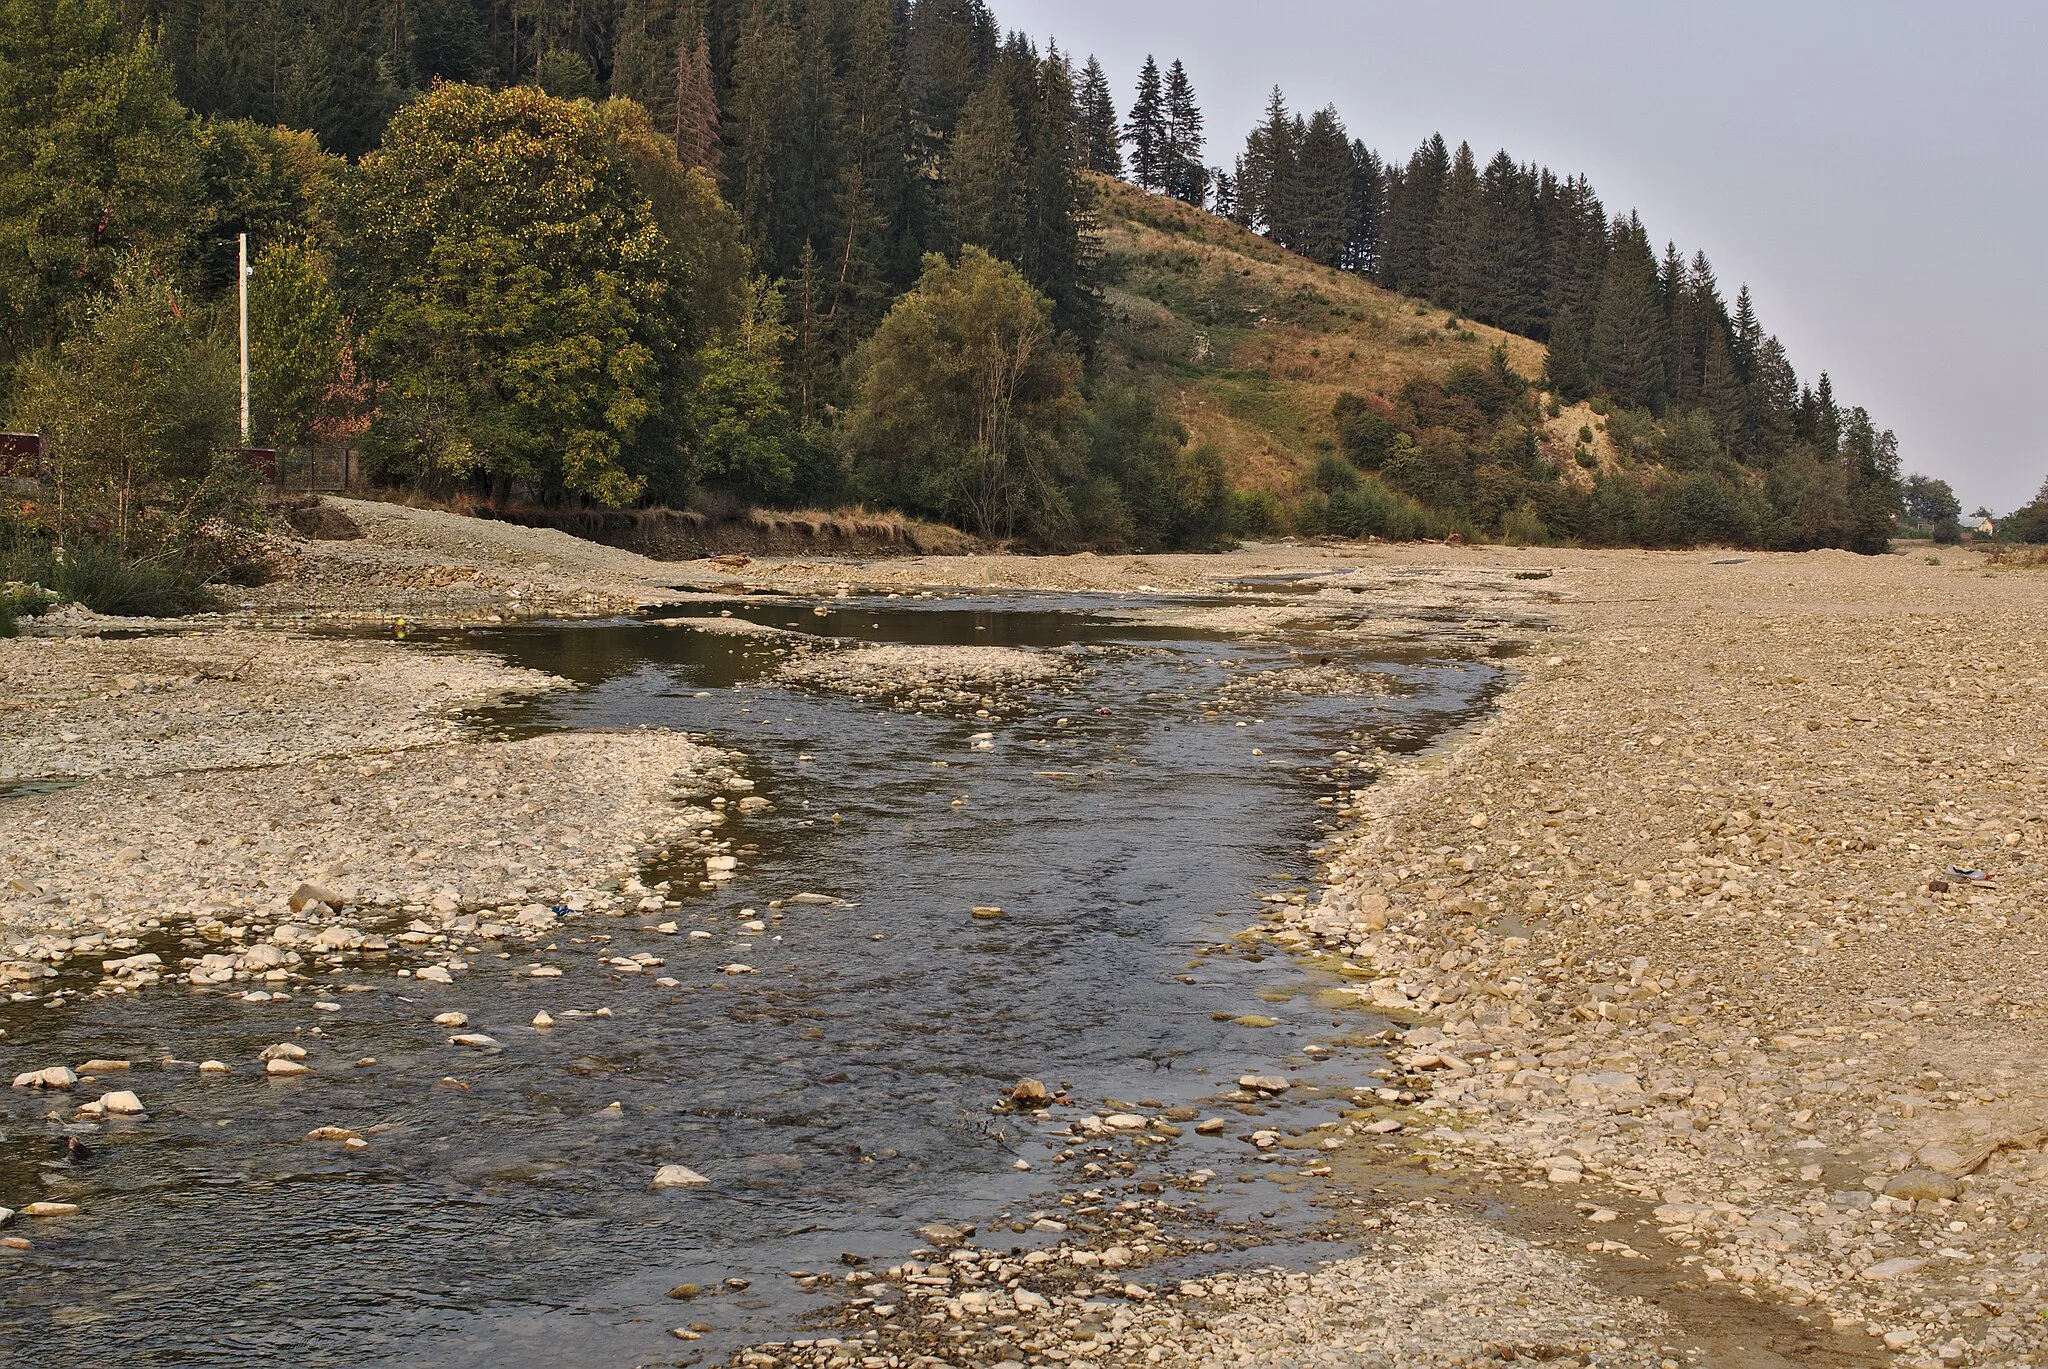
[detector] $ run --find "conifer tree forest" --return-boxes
[0,0,1966,575]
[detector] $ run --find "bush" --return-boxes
[51,541,216,617]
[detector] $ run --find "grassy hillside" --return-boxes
[1093,175,1559,498]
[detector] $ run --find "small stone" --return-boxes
[1862,1257,1932,1282]
[1363,1119,1403,1134]
[98,1090,145,1115]
[916,1223,968,1249]
[666,1283,701,1300]
[198,1060,230,1074]
[527,966,562,978]
[78,1060,130,1074]
[414,965,454,985]
[433,1012,469,1028]
[1883,1170,1960,1202]
[1195,1118,1228,1135]
[22,1203,80,1218]
[449,1033,500,1049]
[1883,1329,1919,1350]
[532,1012,555,1028]
[290,882,341,913]
[722,964,755,975]
[1238,1074,1290,1094]
[12,1066,77,1090]
[652,1164,710,1189]
[260,1042,307,1061]
[306,1126,361,1142]
[1009,1078,1050,1107]
[970,906,1005,920]
[1103,1114,1147,1130]
[265,1058,311,1076]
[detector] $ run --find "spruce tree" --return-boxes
[1235,87,1294,237]
[1161,59,1203,203]
[613,0,683,134]
[1590,214,1667,412]
[1473,151,1541,335]
[1077,56,1121,177]
[1426,140,1481,313]
[673,11,721,175]
[1292,106,1352,267]
[1377,134,1447,296]
[1124,55,1164,192]
[1345,140,1382,274]
[950,57,1026,261]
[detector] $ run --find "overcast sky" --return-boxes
[1001,0,2046,513]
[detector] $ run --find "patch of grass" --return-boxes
[51,541,217,617]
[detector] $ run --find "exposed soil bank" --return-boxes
[481,504,974,562]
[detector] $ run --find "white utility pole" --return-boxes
[238,232,251,445]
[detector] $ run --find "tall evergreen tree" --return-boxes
[673,9,721,174]
[1161,58,1203,203]
[949,55,1025,261]
[1344,139,1382,274]
[1235,86,1296,239]
[1426,140,1481,312]
[1291,106,1351,267]
[1377,134,1447,296]
[1590,214,1667,411]
[1077,55,1120,177]
[1124,55,1164,192]
[1472,150,1542,335]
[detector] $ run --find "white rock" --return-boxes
[532,1012,555,1028]
[266,1058,311,1076]
[198,1060,230,1074]
[433,1012,469,1027]
[261,1042,307,1061]
[449,1033,500,1049]
[99,1090,145,1115]
[414,965,454,984]
[1862,1257,1931,1282]
[651,1164,709,1189]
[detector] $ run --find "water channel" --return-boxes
[1,590,1509,1367]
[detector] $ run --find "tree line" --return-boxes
[0,0,1968,601]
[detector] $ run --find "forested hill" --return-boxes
[6,0,1910,556]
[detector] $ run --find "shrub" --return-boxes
[51,541,216,617]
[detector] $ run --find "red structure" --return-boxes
[0,432,42,477]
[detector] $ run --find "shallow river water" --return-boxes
[1,591,1507,1367]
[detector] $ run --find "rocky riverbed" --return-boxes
[4,503,2044,1368]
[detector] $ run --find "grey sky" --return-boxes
[1002,0,2046,513]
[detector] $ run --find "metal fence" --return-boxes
[272,444,360,493]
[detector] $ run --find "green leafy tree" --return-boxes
[1899,473,1961,528]
[0,0,197,370]
[848,247,1083,540]
[335,82,685,505]
[687,277,797,501]
[247,236,345,448]
[11,253,235,552]
[2003,477,2048,544]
